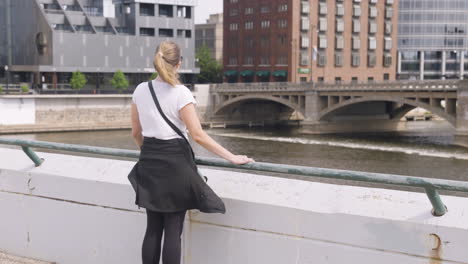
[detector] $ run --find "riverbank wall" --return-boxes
[1,147,468,264]
[0,85,210,134]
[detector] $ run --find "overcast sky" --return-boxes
[194,0,223,24]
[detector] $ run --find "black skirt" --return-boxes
[128,137,226,214]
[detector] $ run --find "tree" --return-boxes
[21,84,29,94]
[196,45,223,84]
[70,71,87,90]
[149,72,158,80]
[0,85,3,94]
[111,70,129,93]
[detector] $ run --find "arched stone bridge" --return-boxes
[206,80,468,139]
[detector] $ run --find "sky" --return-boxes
[194,0,223,24]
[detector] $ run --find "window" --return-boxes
[300,52,309,66]
[228,57,237,65]
[229,8,238,16]
[335,53,343,67]
[368,37,376,50]
[384,73,390,80]
[352,36,360,50]
[185,30,192,38]
[301,35,310,48]
[277,55,287,65]
[229,0,238,3]
[319,18,327,32]
[384,37,392,50]
[352,53,360,67]
[278,4,288,12]
[335,35,344,49]
[301,17,309,30]
[140,27,155,36]
[383,53,392,67]
[245,38,254,48]
[245,21,253,30]
[278,20,287,29]
[176,6,191,18]
[261,20,270,29]
[260,6,270,13]
[335,77,342,84]
[368,77,374,83]
[353,19,361,33]
[260,56,270,65]
[319,3,327,15]
[336,4,344,16]
[140,3,154,16]
[369,21,377,34]
[159,5,173,17]
[385,7,393,19]
[244,56,253,65]
[300,77,308,83]
[319,35,327,49]
[353,5,361,17]
[368,53,376,67]
[385,22,392,35]
[318,77,324,83]
[159,28,173,37]
[229,23,239,31]
[369,6,377,18]
[318,53,327,66]
[336,19,344,33]
[177,29,184,37]
[278,34,287,46]
[245,7,254,15]
[351,77,358,83]
[301,2,309,14]
[260,36,270,48]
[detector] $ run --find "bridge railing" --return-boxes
[211,80,460,93]
[2,138,468,217]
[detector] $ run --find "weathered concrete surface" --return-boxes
[0,252,53,264]
[1,147,468,264]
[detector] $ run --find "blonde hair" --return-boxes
[153,41,181,87]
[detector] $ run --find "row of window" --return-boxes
[316,74,391,84]
[140,27,192,38]
[137,4,191,18]
[315,19,392,34]
[229,20,288,31]
[227,35,288,49]
[310,53,393,68]
[315,35,393,50]
[228,3,288,15]
[316,3,392,19]
[227,56,288,66]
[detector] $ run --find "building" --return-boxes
[0,0,198,89]
[398,0,468,80]
[223,0,399,84]
[195,13,223,63]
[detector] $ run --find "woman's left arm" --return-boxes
[131,103,143,148]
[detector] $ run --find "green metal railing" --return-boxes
[1,138,468,217]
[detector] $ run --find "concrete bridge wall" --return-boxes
[1,147,468,264]
[0,85,210,134]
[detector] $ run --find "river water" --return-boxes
[2,120,468,195]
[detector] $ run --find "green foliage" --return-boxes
[196,45,223,84]
[149,72,158,80]
[70,71,87,90]
[21,84,29,93]
[111,70,129,92]
[0,85,3,94]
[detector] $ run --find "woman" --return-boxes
[130,40,254,264]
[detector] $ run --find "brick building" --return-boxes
[223,0,398,83]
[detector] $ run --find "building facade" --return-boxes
[195,13,223,63]
[398,0,468,80]
[223,0,398,83]
[0,0,198,89]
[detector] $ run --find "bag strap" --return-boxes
[147,81,195,159]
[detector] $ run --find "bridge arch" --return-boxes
[319,96,456,126]
[213,94,304,117]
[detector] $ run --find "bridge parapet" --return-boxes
[210,82,310,93]
[315,80,459,92]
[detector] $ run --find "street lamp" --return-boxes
[4,65,9,94]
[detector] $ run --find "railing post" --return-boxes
[424,187,447,216]
[21,146,44,167]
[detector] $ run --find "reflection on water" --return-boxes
[2,120,467,196]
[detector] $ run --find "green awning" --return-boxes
[224,70,238,77]
[256,71,270,77]
[273,70,287,77]
[240,70,255,77]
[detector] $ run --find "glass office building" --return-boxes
[398,0,468,80]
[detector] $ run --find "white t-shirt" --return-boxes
[132,79,196,140]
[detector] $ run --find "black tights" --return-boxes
[142,209,187,264]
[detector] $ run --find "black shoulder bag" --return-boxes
[147,81,207,182]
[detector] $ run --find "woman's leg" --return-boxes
[161,211,187,264]
[142,209,164,264]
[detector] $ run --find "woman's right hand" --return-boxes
[229,155,255,165]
